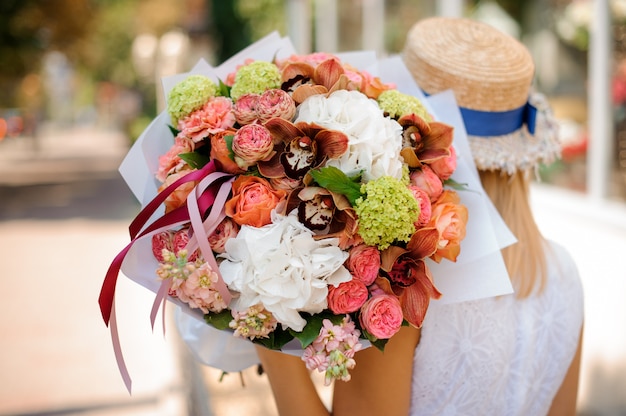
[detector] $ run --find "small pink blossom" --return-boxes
[346,244,380,285]
[229,304,277,340]
[429,145,457,180]
[177,96,236,142]
[171,262,227,314]
[208,217,239,254]
[232,123,275,169]
[409,165,443,201]
[359,294,403,340]
[408,185,432,227]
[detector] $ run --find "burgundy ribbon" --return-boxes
[98,160,235,393]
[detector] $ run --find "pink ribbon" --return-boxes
[99,161,236,393]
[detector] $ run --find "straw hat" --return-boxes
[403,17,561,174]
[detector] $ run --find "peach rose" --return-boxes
[347,244,380,286]
[327,279,369,314]
[427,190,468,263]
[208,217,239,254]
[232,123,275,169]
[224,175,287,227]
[359,294,403,340]
[156,135,194,182]
[429,145,457,180]
[158,168,197,213]
[409,165,443,201]
[210,130,245,174]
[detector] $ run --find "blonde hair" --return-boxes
[478,170,547,298]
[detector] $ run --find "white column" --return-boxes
[315,0,338,52]
[287,0,312,54]
[436,0,465,17]
[587,0,613,200]
[362,0,385,54]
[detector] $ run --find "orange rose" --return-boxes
[427,190,468,263]
[158,168,197,213]
[225,175,287,227]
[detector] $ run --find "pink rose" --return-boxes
[256,89,296,123]
[409,165,443,201]
[408,185,432,227]
[151,231,173,262]
[327,279,369,314]
[172,228,198,261]
[359,294,403,340]
[178,96,236,142]
[429,145,457,180]
[208,217,239,254]
[224,175,287,227]
[156,135,194,182]
[232,123,275,169]
[234,93,260,125]
[346,244,380,286]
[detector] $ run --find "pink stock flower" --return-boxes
[178,96,236,142]
[409,165,443,201]
[429,145,457,180]
[208,217,239,254]
[408,185,432,227]
[156,135,194,182]
[229,304,278,340]
[302,348,330,371]
[346,244,380,285]
[359,294,404,340]
[232,123,275,169]
[327,280,369,314]
[256,89,296,123]
[172,262,228,314]
[233,93,260,125]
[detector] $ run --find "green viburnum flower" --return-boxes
[230,61,282,101]
[167,75,219,126]
[377,89,432,121]
[354,176,419,250]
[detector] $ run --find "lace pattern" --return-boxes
[410,241,584,415]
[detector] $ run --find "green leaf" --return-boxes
[444,178,472,192]
[168,124,179,137]
[309,166,363,205]
[224,134,236,160]
[204,310,234,330]
[256,328,294,350]
[179,152,210,169]
[218,79,231,98]
[361,327,390,352]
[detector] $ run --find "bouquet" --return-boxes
[100,33,512,392]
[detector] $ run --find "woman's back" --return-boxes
[410,241,584,415]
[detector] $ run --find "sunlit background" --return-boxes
[0,0,624,415]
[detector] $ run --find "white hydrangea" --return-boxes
[295,89,404,182]
[219,210,351,332]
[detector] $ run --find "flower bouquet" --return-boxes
[100,32,514,391]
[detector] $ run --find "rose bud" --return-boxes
[430,145,457,180]
[256,89,296,123]
[409,165,443,201]
[208,217,239,254]
[232,123,275,170]
[408,185,432,227]
[234,93,260,125]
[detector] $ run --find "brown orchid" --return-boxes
[280,58,357,104]
[258,117,349,181]
[398,113,454,168]
[378,228,442,328]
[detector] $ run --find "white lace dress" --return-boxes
[410,241,584,416]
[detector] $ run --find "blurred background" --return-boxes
[0,0,624,415]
